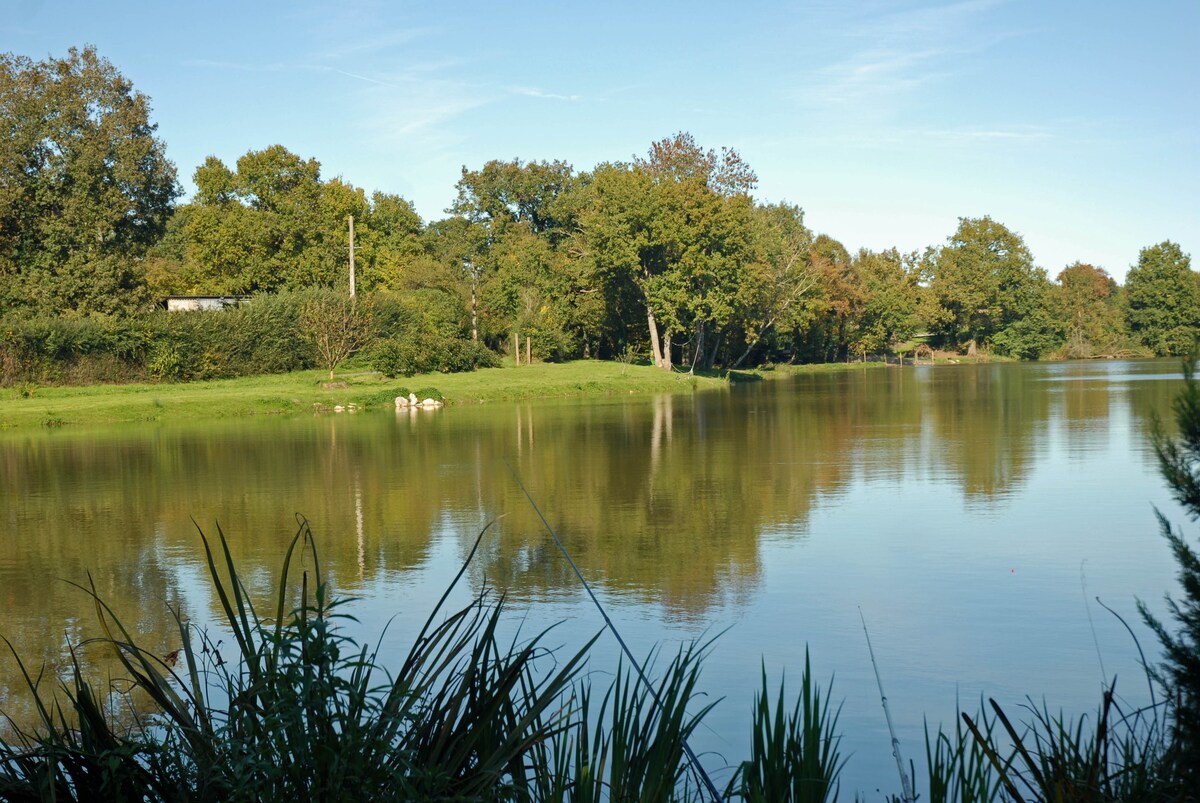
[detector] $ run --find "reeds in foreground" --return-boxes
[0,514,1186,802]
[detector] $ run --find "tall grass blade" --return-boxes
[509,464,726,803]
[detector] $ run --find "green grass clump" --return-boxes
[0,518,850,802]
[727,652,845,803]
[411,386,444,402]
[0,520,596,801]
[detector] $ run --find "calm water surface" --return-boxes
[0,360,1188,795]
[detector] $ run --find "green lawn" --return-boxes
[0,360,889,431]
[0,361,710,430]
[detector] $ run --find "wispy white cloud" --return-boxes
[914,124,1054,143]
[182,58,291,72]
[328,67,395,87]
[509,86,581,102]
[314,27,433,61]
[798,0,1013,110]
[852,0,1006,40]
[809,48,948,105]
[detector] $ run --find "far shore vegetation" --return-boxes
[2,47,1198,407]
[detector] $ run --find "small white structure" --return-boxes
[165,295,248,312]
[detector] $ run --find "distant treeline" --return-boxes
[3,47,1198,386]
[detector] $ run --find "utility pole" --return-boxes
[348,215,357,298]
[465,258,478,341]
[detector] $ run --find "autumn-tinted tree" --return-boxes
[1053,262,1125,357]
[1125,241,1200,356]
[791,234,859,362]
[0,47,179,315]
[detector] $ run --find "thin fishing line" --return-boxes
[507,462,725,803]
[860,606,915,803]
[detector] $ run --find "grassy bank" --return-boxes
[0,360,884,431]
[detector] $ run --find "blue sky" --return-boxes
[3,0,1196,281]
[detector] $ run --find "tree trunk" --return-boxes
[647,307,671,370]
[690,321,704,374]
[471,282,478,342]
[732,319,775,369]
[706,333,722,370]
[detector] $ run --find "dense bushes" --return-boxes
[370,336,497,377]
[369,288,499,377]
[149,292,318,381]
[0,289,505,387]
[1,314,154,386]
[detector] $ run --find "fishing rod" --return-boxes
[508,464,726,803]
[860,607,915,803]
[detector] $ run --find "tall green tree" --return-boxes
[0,46,179,315]
[924,216,1054,356]
[451,159,578,244]
[850,248,920,358]
[632,133,758,371]
[1125,241,1200,356]
[729,202,819,367]
[177,146,375,294]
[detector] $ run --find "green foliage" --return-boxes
[370,335,496,377]
[1141,354,1200,790]
[990,304,1065,360]
[152,292,316,381]
[924,217,1054,354]
[367,287,497,376]
[452,158,579,243]
[0,313,153,385]
[959,684,1176,802]
[177,145,374,294]
[849,248,920,358]
[411,386,444,402]
[1125,242,1200,356]
[728,652,846,803]
[0,47,179,316]
[2,60,1195,380]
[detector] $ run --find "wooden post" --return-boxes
[514,334,520,366]
[526,336,531,365]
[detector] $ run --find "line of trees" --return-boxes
[3,47,1198,385]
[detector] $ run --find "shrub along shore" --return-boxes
[1,360,873,432]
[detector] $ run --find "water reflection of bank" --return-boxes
[0,359,1184,732]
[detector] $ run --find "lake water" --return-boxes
[0,359,1189,796]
